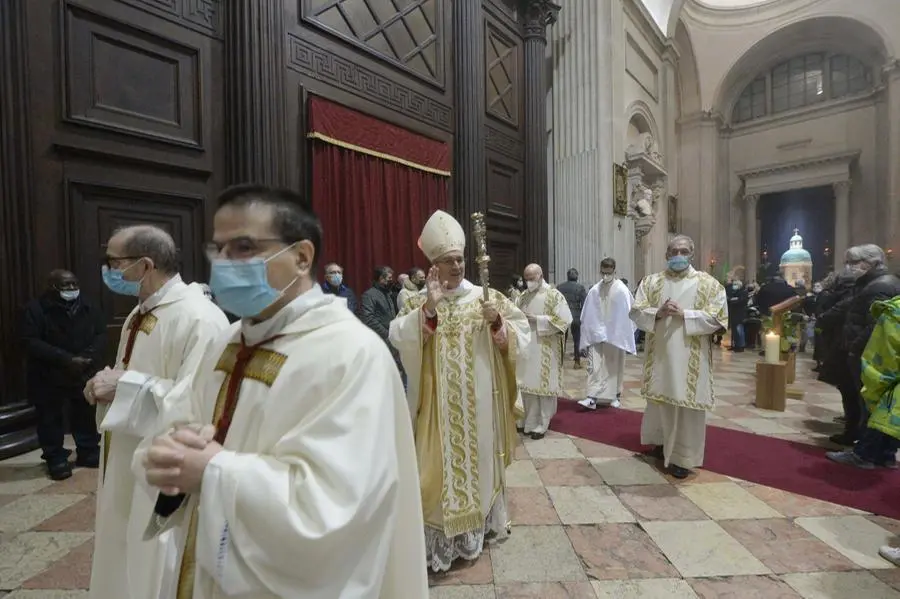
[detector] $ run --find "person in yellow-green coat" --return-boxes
[827,295,900,470]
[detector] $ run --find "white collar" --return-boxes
[240,286,330,345]
[445,278,474,297]
[141,275,183,313]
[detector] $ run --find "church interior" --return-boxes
[2,0,900,597]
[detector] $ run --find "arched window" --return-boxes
[731,53,872,124]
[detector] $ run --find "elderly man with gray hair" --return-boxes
[84,224,229,599]
[827,244,900,467]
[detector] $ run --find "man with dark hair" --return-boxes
[86,224,230,599]
[360,265,397,344]
[557,267,588,367]
[22,269,106,480]
[138,184,427,598]
[397,266,426,310]
[322,262,357,313]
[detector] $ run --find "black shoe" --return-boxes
[643,446,664,459]
[529,432,545,440]
[829,433,857,446]
[47,461,73,481]
[668,464,691,479]
[516,427,525,434]
[75,451,100,469]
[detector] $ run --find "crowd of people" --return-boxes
[16,183,900,595]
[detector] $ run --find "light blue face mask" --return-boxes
[667,255,690,272]
[209,244,298,318]
[102,261,144,296]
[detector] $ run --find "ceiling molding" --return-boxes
[737,150,860,196]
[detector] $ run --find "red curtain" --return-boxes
[309,97,450,296]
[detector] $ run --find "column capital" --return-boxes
[522,0,561,40]
[833,179,852,196]
[744,193,760,207]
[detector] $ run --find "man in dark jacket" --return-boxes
[321,262,358,313]
[557,268,588,367]
[755,275,797,316]
[22,270,106,480]
[360,266,403,378]
[726,279,749,351]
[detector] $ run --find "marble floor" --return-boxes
[1,349,898,598]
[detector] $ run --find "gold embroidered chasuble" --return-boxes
[390,284,530,537]
[630,267,728,411]
[137,289,428,599]
[515,283,572,396]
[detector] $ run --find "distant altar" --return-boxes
[780,228,813,287]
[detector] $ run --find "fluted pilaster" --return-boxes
[523,0,559,268]
[451,0,485,262]
[549,0,611,286]
[833,180,851,270]
[884,60,900,253]
[224,0,288,186]
[744,194,759,279]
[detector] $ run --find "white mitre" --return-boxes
[418,209,466,262]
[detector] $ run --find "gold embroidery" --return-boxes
[518,288,567,396]
[136,312,159,335]
[176,342,288,599]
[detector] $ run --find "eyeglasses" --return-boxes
[204,237,285,261]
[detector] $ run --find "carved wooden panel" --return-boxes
[287,33,452,131]
[486,155,523,218]
[485,123,524,160]
[485,21,518,126]
[487,238,519,288]
[63,4,202,149]
[115,0,221,38]
[302,0,444,86]
[65,179,203,352]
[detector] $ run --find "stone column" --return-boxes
[744,193,759,280]
[833,180,851,271]
[549,0,613,285]
[523,0,560,267]
[452,0,485,266]
[884,60,900,253]
[223,0,288,186]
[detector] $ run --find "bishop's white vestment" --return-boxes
[134,287,428,599]
[579,279,636,408]
[390,280,530,572]
[515,282,572,434]
[90,276,229,599]
[630,267,727,469]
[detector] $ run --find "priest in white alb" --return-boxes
[630,235,727,479]
[578,257,635,411]
[136,184,428,598]
[389,210,530,572]
[516,263,572,439]
[84,225,229,599]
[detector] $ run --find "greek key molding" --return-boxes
[287,33,452,132]
[485,124,524,159]
[118,0,221,37]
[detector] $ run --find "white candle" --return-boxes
[764,332,780,364]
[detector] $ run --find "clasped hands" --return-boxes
[657,299,684,319]
[143,424,222,496]
[83,367,125,406]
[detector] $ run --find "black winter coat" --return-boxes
[22,293,107,399]
[842,266,900,360]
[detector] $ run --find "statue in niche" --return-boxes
[625,132,664,164]
[631,182,654,218]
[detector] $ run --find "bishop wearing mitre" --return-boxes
[85,225,229,599]
[630,235,727,479]
[389,210,531,572]
[136,185,428,598]
[578,257,636,411]
[516,263,572,439]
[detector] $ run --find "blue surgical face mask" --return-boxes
[667,255,690,272]
[59,289,80,302]
[326,273,342,287]
[209,244,298,318]
[102,261,144,296]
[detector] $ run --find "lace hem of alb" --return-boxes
[425,494,509,573]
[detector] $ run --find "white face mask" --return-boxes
[526,280,540,291]
[601,274,615,283]
[59,289,80,302]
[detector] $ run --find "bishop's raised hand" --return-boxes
[424,266,449,313]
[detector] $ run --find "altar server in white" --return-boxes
[516,263,572,439]
[390,210,530,572]
[578,257,635,410]
[138,184,428,599]
[630,235,728,479]
[84,225,228,599]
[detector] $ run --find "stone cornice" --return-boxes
[683,0,821,28]
[677,110,726,129]
[623,0,666,52]
[737,150,859,180]
[725,91,880,137]
[737,150,859,196]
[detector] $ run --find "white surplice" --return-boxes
[91,276,229,599]
[134,287,428,599]
[579,279,635,405]
[629,267,728,468]
[515,282,572,433]
[389,280,530,572]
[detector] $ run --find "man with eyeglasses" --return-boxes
[85,225,229,599]
[136,184,427,598]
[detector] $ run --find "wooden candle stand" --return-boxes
[756,361,787,411]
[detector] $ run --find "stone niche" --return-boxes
[625,132,667,280]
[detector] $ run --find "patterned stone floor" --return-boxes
[2,348,898,598]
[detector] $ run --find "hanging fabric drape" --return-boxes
[308,96,450,296]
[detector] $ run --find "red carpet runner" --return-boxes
[552,399,900,519]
